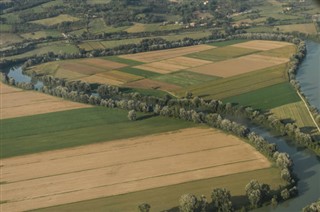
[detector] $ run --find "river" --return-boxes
[1,41,319,211]
[296,41,320,110]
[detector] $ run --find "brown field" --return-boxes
[277,23,318,35]
[123,78,181,91]
[0,83,90,119]
[59,62,104,75]
[119,45,215,63]
[1,128,270,212]
[189,54,289,77]
[232,40,294,51]
[134,61,188,74]
[82,70,142,85]
[79,58,128,70]
[162,56,212,67]
[54,68,88,80]
[81,74,123,85]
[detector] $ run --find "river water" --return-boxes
[296,41,320,110]
[1,41,319,211]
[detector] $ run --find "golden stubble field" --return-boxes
[1,128,270,212]
[119,45,215,62]
[0,83,91,119]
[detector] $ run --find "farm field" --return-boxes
[231,40,294,51]
[0,83,91,120]
[258,45,297,58]
[223,82,301,110]
[1,107,195,158]
[188,54,289,77]
[1,128,272,211]
[271,101,318,133]
[186,46,260,62]
[35,168,283,212]
[79,31,212,51]
[123,78,182,91]
[152,71,220,87]
[30,14,79,26]
[20,30,62,40]
[0,33,23,47]
[125,22,182,33]
[120,45,215,63]
[176,64,288,100]
[4,41,79,60]
[276,23,318,35]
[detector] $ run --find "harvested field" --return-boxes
[232,40,294,51]
[277,23,318,35]
[1,128,270,212]
[79,58,128,69]
[81,74,123,86]
[124,78,181,91]
[186,46,260,62]
[59,62,104,75]
[134,61,188,74]
[271,101,317,131]
[54,68,87,80]
[163,56,212,67]
[119,45,215,63]
[0,83,90,119]
[81,70,143,85]
[189,54,289,77]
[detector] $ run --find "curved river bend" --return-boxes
[1,41,319,211]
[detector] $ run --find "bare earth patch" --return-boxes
[0,83,91,119]
[1,128,270,212]
[123,78,181,91]
[189,54,289,77]
[163,56,212,67]
[119,45,215,63]
[232,40,294,51]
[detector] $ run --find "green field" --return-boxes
[223,82,301,110]
[271,101,318,133]
[208,39,248,47]
[30,14,79,26]
[186,46,260,62]
[1,107,195,158]
[79,31,212,51]
[152,71,221,87]
[119,67,161,78]
[33,168,284,212]
[258,45,296,58]
[176,64,288,100]
[126,23,182,33]
[20,30,62,40]
[104,56,144,66]
[4,41,79,60]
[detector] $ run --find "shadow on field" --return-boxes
[137,114,157,121]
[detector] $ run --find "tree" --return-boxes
[179,194,198,212]
[245,180,262,208]
[138,203,151,212]
[128,110,137,121]
[271,195,278,208]
[281,188,290,200]
[211,188,233,212]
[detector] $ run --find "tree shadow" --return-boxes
[136,114,156,121]
[300,126,316,134]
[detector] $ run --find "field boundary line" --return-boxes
[297,91,320,133]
